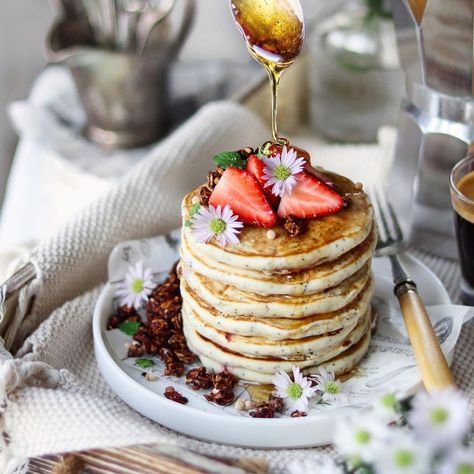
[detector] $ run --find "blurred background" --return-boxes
[4,0,465,263]
[0,0,253,205]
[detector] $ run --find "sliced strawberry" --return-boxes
[278,172,344,219]
[246,154,280,207]
[210,168,277,227]
[247,154,265,181]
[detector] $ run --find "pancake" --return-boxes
[183,304,371,359]
[180,166,376,384]
[184,314,372,383]
[180,263,371,318]
[181,171,373,271]
[180,275,374,340]
[197,331,371,383]
[180,223,376,296]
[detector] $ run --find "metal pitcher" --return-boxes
[46,0,195,149]
[389,0,474,238]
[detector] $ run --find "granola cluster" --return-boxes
[200,168,222,207]
[107,269,240,407]
[107,305,140,330]
[185,366,213,391]
[283,215,307,237]
[186,366,237,406]
[109,265,197,377]
[290,410,307,417]
[249,395,285,418]
[164,386,188,405]
[204,371,237,406]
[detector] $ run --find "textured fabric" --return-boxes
[1,101,472,473]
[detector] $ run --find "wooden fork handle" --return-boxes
[396,282,456,392]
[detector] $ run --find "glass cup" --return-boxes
[450,155,474,304]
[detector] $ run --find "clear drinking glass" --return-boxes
[450,155,474,304]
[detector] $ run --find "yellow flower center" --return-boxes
[325,381,340,394]
[355,430,370,445]
[131,278,144,294]
[394,450,414,468]
[458,463,474,474]
[287,383,303,400]
[210,218,226,235]
[274,165,291,181]
[430,407,448,425]
[381,393,396,409]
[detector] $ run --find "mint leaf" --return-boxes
[189,202,201,219]
[135,358,155,369]
[185,202,201,227]
[119,321,141,336]
[212,151,246,169]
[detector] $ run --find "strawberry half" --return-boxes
[210,168,277,227]
[278,172,344,219]
[246,154,280,208]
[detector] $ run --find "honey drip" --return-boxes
[230,0,305,143]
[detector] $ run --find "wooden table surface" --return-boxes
[28,444,268,474]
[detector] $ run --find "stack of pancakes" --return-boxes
[179,171,377,383]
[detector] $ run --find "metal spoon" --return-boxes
[117,0,150,51]
[135,0,176,55]
[230,0,305,66]
[98,0,119,47]
[82,0,109,45]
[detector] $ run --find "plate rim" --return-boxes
[93,252,452,448]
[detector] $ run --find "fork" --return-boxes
[369,188,456,392]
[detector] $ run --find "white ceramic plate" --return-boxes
[93,251,451,448]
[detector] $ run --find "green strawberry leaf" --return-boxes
[257,142,272,159]
[212,151,246,169]
[184,202,201,227]
[118,321,141,336]
[135,358,155,369]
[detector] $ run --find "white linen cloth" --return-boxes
[0,99,472,474]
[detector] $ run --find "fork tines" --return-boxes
[367,187,404,250]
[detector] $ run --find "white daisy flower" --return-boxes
[273,366,317,413]
[115,261,154,310]
[288,457,343,474]
[372,392,399,422]
[191,204,243,247]
[262,146,306,197]
[437,446,474,474]
[373,431,431,474]
[334,414,388,465]
[408,389,471,450]
[311,367,348,406]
